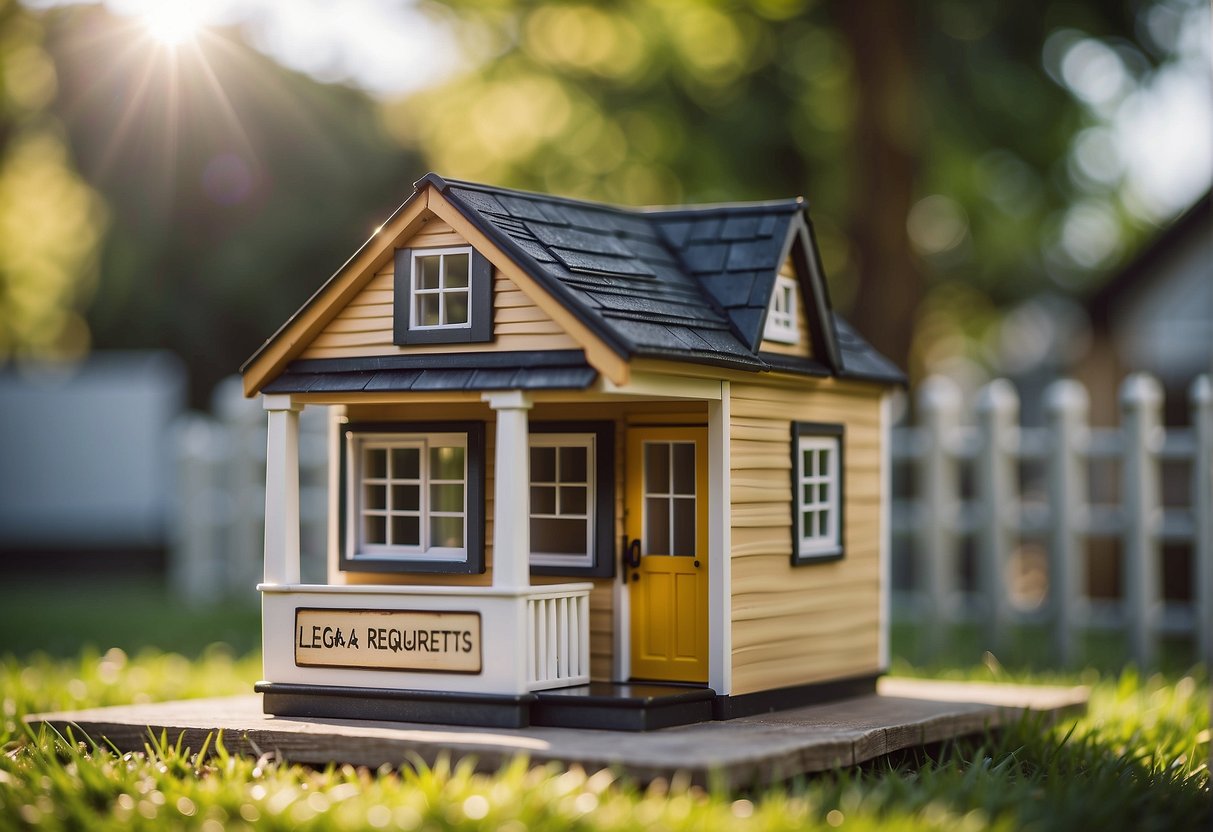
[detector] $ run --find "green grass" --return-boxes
[0,577,260,658]
[0,579,1209,830]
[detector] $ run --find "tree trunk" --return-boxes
[835,0,924,376]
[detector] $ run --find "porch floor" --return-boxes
[25,678,1088,788]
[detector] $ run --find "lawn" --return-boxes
[1,578,1209,831]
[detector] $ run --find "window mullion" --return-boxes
[667,443,675,555]
[420,439,430,552]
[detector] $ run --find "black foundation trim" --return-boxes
[256,682,536,729]
[713,672,879,720]
[257,674,880,731]
[532,683,716,731]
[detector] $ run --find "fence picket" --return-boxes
[1121,374,1163,668]
[1192,376,1213,667]
[975,380,1017,652]
[916,376,961,657]
[1044,380,1088,665]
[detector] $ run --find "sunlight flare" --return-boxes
[139,2,207,47]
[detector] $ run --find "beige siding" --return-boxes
[729,380,883,695]
[301,219,580,359]
[758,257,814,358]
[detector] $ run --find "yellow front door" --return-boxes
[626,427,709,683]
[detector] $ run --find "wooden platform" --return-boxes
[25,678,1088,788]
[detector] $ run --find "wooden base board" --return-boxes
[25,677,1088,789]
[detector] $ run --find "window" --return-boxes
[791,422,844,564]
[530,435,594,568]
[411,249,470,330]
[393,246,493,345]
[340,422,485,574]
[528,423,615,578]
[764,275,799,344]
[643,440,697,556]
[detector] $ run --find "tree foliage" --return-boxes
[3,0,1195,395]
[0,0,105,363]
[42,4,419,402]
[386,0,1189,378]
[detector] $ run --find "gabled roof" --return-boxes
[242,173,905,393]
[433,175,764,371]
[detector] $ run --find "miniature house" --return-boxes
[241,174,904,730]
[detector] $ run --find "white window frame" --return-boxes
[346,432,468,563]
[409,246,473,332]
[764,274,800,344]
[796,434,841,559]
[641,439,698,557]
[528,433,595,568]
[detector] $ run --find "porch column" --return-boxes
[708,382,732,694]
[263,394,303,585]
[484,390,532,590]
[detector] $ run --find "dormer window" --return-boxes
[412,248,471,330]
[393,244,493,345]
[764,275,799,344]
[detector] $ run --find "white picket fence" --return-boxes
[892,373,1212,668]
[168,372,1212,669]
[168,377,330,605]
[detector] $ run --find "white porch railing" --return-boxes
[527,587,592,690]
[260,581,593,696]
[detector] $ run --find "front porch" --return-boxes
[257,377,732,728]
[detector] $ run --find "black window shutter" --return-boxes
[392,247,412,346]
[468,249,493,343]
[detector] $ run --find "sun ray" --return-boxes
[181,34,261,162]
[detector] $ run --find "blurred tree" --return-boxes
[42,4,420,404]
[0,0,105,363]
[382,0,1183,378]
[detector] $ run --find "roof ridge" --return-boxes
[426,175,650,219]
[419,172,806,218]
[643,198,805,216]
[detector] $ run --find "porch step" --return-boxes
[532,682,716,731]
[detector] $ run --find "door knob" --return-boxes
[625,539,642,569]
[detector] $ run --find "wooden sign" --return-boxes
[294,608,482,674]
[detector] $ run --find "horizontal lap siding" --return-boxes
[301,219,580,359]
[729,381,884,695]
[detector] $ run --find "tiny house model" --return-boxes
[241,174,904,730]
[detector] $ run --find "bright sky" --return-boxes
[24,0,462,95]
[21,0,1213,222]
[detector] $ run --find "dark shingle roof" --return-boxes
[433,174,901,384]
[832,316,905,383]
[649,203,799,351]
[438,177,764,372]
[244,173,905,388]
[263,351,597,395]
